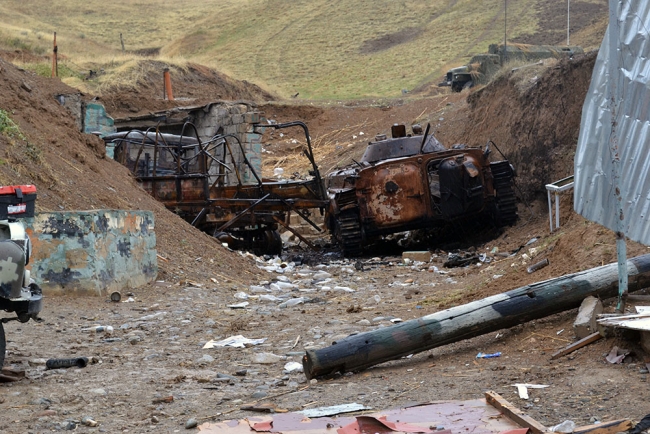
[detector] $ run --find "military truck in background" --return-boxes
[440,43,584,92]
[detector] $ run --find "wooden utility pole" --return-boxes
[303,253,650,379]
[51,32,58,78]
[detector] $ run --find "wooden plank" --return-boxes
[303,254,650,379]
[550,332,602,360]
[573,419,632,434]
[484,391,548,434]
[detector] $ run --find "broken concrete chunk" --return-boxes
[402,251,432,262]
[573,296,603,339]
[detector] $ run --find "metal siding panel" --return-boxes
[574,0,650,245]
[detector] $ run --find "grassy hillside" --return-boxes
[0,0,607,99]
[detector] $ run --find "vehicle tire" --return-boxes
[253,230,282,256]
[0,322,5,368]
[463,80,474,90]
[265,230,283,256]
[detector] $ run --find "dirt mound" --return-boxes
[0,54,261,287]
[96,60,275,119]
[434,52,597,202]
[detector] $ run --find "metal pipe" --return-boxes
[51,32,58,78]
[547,190,553,232]
[163,68,174,101]
[555,192,560,229]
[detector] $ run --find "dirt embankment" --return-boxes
[0,54,261,287]
[436,52,597,202]
[96,61,276,120]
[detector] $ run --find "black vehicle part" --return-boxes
[332,190,363,257]
[0,323,5,368]
[46,357,89,369]
[490,160,518,226]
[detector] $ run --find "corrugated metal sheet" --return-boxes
[574,0,650,245]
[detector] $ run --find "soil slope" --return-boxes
[0,50,649,434]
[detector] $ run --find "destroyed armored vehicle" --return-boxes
[326,124,517,256]
[440,43,584,92]
[0,185,42,367]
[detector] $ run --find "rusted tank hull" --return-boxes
[326,125,516,256]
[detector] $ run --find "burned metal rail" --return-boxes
[105,120,330,255]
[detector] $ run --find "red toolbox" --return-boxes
[0,185,37,219]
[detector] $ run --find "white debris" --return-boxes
[279,297,307,308]
[203,335,266,349]
[284,361,304,373]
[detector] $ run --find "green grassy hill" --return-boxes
[0,0,607,99]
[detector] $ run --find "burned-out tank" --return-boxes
[326,124,517,256]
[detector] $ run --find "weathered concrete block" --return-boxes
[402,251,432,262]
[231,114,244,124]
[223,125,238,136]
[24,210,157,296]
[243,112,263,123]
[229,104,248,115]
[573,296,603,339]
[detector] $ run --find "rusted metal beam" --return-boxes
[272,216,316,250]
[216,194,271,232]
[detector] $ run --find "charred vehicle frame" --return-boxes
[104,121,329,255]
[326,124,517,256]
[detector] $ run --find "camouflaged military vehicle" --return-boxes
[440,43,584,92]
[326,124,517,257]
[0,185,42,367]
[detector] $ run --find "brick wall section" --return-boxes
[192,102,265,185]
[23,210,157,296]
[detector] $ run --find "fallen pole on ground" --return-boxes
[302,253,650,379]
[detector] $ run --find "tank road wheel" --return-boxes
[0,322,5,368]
[252,230,283,256]
[491,161,518,227]
[334,209,363,257]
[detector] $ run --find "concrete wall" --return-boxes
[192,102,264,185]
[23,210,157,296]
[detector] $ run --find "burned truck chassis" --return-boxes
[105,121,329,255]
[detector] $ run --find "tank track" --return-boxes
[490,161,518,226]
[333,190,363,257]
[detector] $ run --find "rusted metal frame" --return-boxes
[152,127,161,198]
[178,122,214,202]
[419,123,431,153]
[201,136,233,189]
[218,136,244,186]
[258,121,326,200]
[131,126,158,175]
[271,215,317,250]
[278,198,324,233]
[190,207,209,227]
[221,133,264,188]
[216,193,271,232]
[208,198,327,209]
